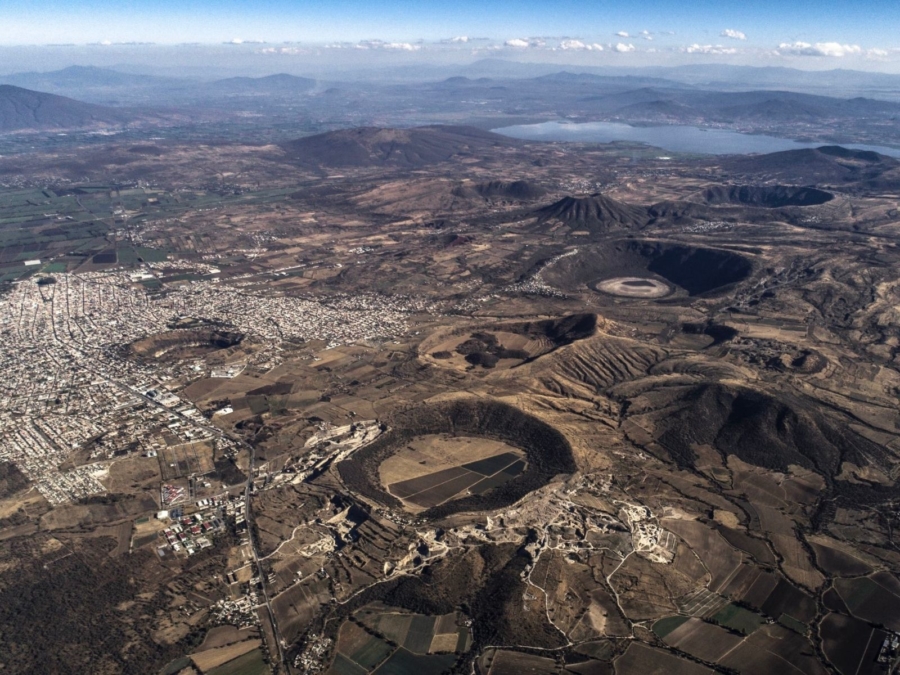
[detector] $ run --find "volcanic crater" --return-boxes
[542,240,754,297]
[337,399,576,518]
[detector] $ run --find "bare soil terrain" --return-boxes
[1,126,899,675]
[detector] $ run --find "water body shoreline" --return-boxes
[493,120,900,158]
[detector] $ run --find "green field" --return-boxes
[349,636,394,670]
[711,604,765,635]
[652,615,690,638]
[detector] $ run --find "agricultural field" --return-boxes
[380,435,527,510]
[327,607,469,675]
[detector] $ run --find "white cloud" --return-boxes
[614,43,635,53]
[721,29,746,40]
[259,46,308,55]
[867,47,890,59]
[560,39,585,50]
[383,42,421,51]
[685,43,738,55]
[777,41,862,57]
[616,31,630,38]
[505,38,530,48]
[448,36,469,43]
[352,40,422,51]
[559,39,603,51]
[229,38,244,44]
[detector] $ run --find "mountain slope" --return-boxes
[280,125,522,169]
[534,193,647,232]
[0,85,137,132]
[719,145,899,184]
[452,180,546,201]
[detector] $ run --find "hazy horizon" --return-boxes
[2,0,900,74]
[3,43,900,81]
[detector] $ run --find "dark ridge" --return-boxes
[452,179,546,201]
[719,145,898,184]
[681,322,738,345]
[649,384,889,479]
[337,399,576,519]
[816,145,892,163]
[700,185,834,208]
[647,200,711,225]
[504,313,598,346]
[0,84,137,132]
[127,144,164,156]
[440,232,475,247]
[280,125,521,169]
[534,193,648,232]
[206,73,316,94]
[0,461,30,499]
[246,381,292,397]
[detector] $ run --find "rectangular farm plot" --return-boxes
[434,613,458,634]
[660,617,745,663]
[615,642,713,675]
[461,452,521,476]
[834,575,900,630]
[429,633,459,653]
[405,472,484,508]
[389,453,527,508]
[470,460,526,494]
[388,467,469,499]
[349,637,395,670]
[820,612,886,675]
[329,653,369,675]
[710,604,765,635]
[403,615,437,653]
[374,649,457,675]
[374,614,413,645]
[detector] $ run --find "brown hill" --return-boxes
[534,193,647,232]
[720,145,898,185]
[0,85,136,132]
[280,125,521,169]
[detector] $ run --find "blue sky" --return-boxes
[1,0,899,70]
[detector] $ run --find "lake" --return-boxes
[493,121,900,158]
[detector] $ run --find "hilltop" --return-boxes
[534,193,647,232]
[0,85,137,132]
[280,125,522,169]
[719,145,899,184]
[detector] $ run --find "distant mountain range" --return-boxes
[0,66,318,106]
[2,63,900,149]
